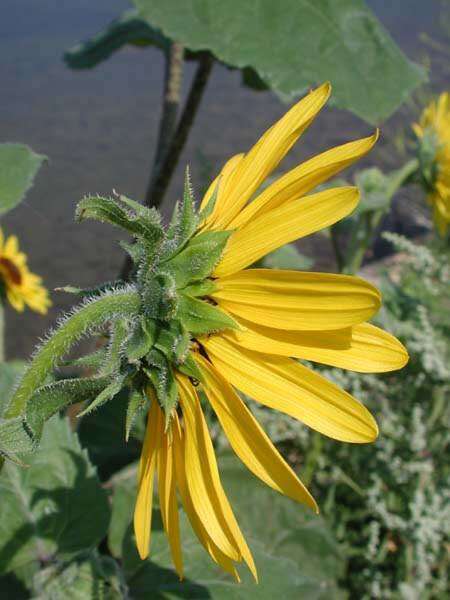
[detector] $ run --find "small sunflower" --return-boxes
[413,92,450,236]
[132,83,408,580]
[0,228,51,314]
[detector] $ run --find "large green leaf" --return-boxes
[31,553,126,600]
[0,416,110,578]
[109,455,344,597]
[133,0,425,124]
[0,144,46,216]
[64,9,267,93]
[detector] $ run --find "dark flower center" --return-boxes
[0,257,22,285]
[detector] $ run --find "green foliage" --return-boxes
[107,456,344,598]
[64,9,272,94]
[133,0,425,124]
[0,144,46,216]
[0,417,110,590]
[261,243,314,270]
[31,553,126,600]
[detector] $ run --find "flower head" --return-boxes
[127,83,408,579]
[0,228,51,314]
[15,83,408,581]
[413,92,450,236]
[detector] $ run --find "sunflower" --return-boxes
[0,227,51,314]
[132,83,409,580]
[413,92,450,236]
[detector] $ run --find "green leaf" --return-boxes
[165,230,231,288]
[0,144,46,216]
[177,293,239,334]
[0,416,110,577]
[133,0,425,124]
[262,244,314,270]
[31,552,126,600]
[64,9,171,70]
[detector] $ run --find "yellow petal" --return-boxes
[214,187,359,277]
[176,376,240,561]
[212,83,331,230]
[158,432,183,579]
[134,396,163,559]
[226,318,408,373]
[4,234,19,256]
[196,354,318,512]
[172,416,241,582]
[199,154,244,230]
[177,375,257,580]
[229,132,379,229]
[203,336,378,443]
[212,269,381,331]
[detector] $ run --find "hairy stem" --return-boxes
[146,41,184,203]
[0,301,4,363]
[145,52,214,210]
[5,289,140,419]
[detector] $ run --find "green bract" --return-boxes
[2,171,236,457]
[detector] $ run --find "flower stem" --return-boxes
[0,301,5,363]
[145,41,185,207]
[144,51,214,210]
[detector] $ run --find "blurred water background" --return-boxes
[0,0,446,357]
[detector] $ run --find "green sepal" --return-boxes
[125,316,156,362]
[177,294,239,334]
[76,195,164,242]
[25,376,112,441]
[125,389,147,442]
[165,230,232,288]
[118,194,165,245]
[182,279,217,297]
[155,320,190,363]
[145,350,178,423]
[55,281,124,299]
[62,348,107,371]
[78,374,127,418]
[103,318,130,375]
[177,352,204,384]
[198,178,220,223]
[164,167,199,259]
[120,239,144,266]
[142,272,178,321]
